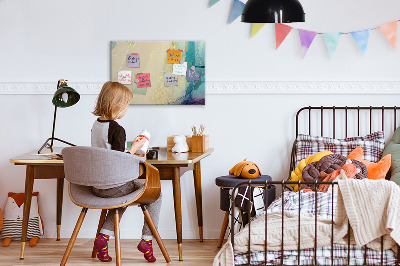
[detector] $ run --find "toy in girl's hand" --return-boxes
[229,159,261,179]
[1,192,44,247]
[135,129,150,155]
[172,135,189,153]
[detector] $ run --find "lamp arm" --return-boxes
[50,79,61,148]
[50,105,57,148]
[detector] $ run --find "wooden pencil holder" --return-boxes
[191,135,209,153]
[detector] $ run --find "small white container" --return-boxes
[136,129,150,154]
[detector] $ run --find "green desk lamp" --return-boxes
[38,79,80,154]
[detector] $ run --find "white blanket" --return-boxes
[335,178,400,251]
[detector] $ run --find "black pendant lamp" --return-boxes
[242,0,305,23]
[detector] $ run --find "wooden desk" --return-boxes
[146,148,213,260]
[9,148,64,259]
[10,147,213,261]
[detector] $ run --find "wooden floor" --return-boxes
[0,239,221,265]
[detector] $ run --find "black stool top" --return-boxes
[215,175,272,188]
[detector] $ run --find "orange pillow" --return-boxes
[347,146,391,180]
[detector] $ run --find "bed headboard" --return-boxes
[290,106,400,179]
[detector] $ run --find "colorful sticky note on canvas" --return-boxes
[164,73,178,87]
[166,49,183,64]
[126,53,140,68]
[173,62,187,76]
[135,73,151,88]
[186,67,200,81]
[118,71,132,84]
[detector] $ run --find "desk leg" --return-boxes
[20,165,34,259]
[172,167,183,261]
[193,161,203,242]
[56,178,64,241]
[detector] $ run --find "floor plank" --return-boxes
[0,239,221,265]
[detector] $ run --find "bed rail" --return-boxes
[230,180,400,266]
[289,106,400,182]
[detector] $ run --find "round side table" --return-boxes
[215,175,275,248]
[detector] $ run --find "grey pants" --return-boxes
[92,180,162,240]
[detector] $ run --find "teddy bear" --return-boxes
[229,159,261,179]
[1,192,44,247]
[172,135,189,153]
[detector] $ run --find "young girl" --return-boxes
[91,81,162,263]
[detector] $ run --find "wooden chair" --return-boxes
[60,146,171,265]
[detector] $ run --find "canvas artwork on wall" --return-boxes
[111,41,205,105]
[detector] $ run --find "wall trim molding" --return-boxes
[1,81,400,95]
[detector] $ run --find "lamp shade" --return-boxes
[52,84,80,108]
[241,0,305,23]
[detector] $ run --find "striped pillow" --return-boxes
[294,131,385,166]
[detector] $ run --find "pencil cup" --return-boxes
[191,135,209,153]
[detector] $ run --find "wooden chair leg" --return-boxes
[60,208,88,266]
[91,209,108,258]
[141,205,171,263]
[217,211,230,248]
[114,210,121,266]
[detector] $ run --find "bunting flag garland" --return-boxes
[351,29,370,55]
[298,30,317,58]
[229,0,245,24]
[323,33,341,58]
[207,3,400,58]
[378,21,398,50]
[275,23,293,49]
[251,23,266,38]
[209,0,220,7]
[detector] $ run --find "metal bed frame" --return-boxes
[230,106,400,266]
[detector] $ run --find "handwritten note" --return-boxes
[164,73,178,86]
[118,71,132,84]
[166,49,183,64]
[172,62,187,76]
[135,73,151,88]
[126,53,140,68]
[186,67,200,81]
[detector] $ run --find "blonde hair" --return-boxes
[93,82,133,120]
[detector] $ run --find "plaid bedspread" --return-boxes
[234,191,397,265]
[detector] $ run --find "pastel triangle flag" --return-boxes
[298,29,317,58]
[323,33,341,58]
[229,0,245,24]
[378,21,398,50]
[275,23,293,49]
[251,23,266,38]
[209,0,220,7]
[351,29,370,55]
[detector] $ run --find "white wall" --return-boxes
[1,0,400,240]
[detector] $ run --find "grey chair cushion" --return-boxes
[69,180,145,208]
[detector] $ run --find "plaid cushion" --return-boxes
[295,131,385,166]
